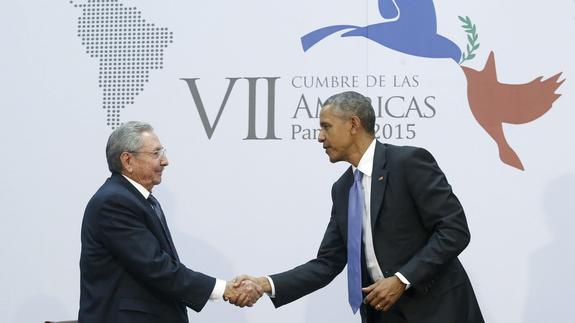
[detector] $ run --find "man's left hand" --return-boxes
[362,276,406,311]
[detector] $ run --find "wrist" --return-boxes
[223,281,234,300]
[255,276,272,293]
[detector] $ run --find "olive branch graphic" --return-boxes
[459,16,480,64]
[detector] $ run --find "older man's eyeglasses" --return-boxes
[129,147,167,159]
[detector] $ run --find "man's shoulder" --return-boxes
[87,174,136,207]
[378,142,434,164]
[379,142,423,154]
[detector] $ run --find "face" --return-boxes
[318,105,355,163]
[122,131,169,191]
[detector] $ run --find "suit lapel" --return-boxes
[153,203,180,261]
[370,142,388,229]
[113,174,159,224]
[112,173,179,260]
[342,167,354,190]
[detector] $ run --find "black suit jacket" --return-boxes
[79,173,215,323]
[270,142,483,322]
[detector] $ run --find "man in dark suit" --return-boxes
[79,121,261,323]
[236,91,483,322]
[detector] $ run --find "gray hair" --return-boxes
[106,121,154,173]
[323,91,375,134]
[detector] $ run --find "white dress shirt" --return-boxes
[122,175,226,300]
[352,140,410,288]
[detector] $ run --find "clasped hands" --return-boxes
[223,275,269,307]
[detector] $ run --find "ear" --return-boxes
[349,115,362,134]
[120,152,134,173]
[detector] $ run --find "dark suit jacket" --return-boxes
[270,142,483,322]
[79,173,216,323]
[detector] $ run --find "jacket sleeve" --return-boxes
[397,147,471,287]
[96,195,216,312]
[270,185,348,307]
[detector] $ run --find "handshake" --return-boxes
[222,275,270,307]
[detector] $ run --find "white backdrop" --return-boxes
[1,1,574,322]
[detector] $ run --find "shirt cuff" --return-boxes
[394,272,411,290]
[209,278,227,301]
[265,276,276,298]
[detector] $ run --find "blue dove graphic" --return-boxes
[301,0,462,62]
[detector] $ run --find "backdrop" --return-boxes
[1,1,574,322]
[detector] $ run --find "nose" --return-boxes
[160,155,169,166]
[318,130,325,143]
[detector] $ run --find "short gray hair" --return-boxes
[323,91,375,134]
[106,121,154,173]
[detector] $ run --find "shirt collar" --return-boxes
[122,174,151,199]
[352,139,377,177]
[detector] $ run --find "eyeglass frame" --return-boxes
[128,147,167,159]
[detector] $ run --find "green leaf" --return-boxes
[459,15,480,62]
[459,16,471,28]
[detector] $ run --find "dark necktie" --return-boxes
[148,194,179,261]
[347,169,364,314]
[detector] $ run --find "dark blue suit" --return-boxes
[79,173,215,323]
[270,142,483,322]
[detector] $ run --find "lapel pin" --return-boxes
[378,176,385,181]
